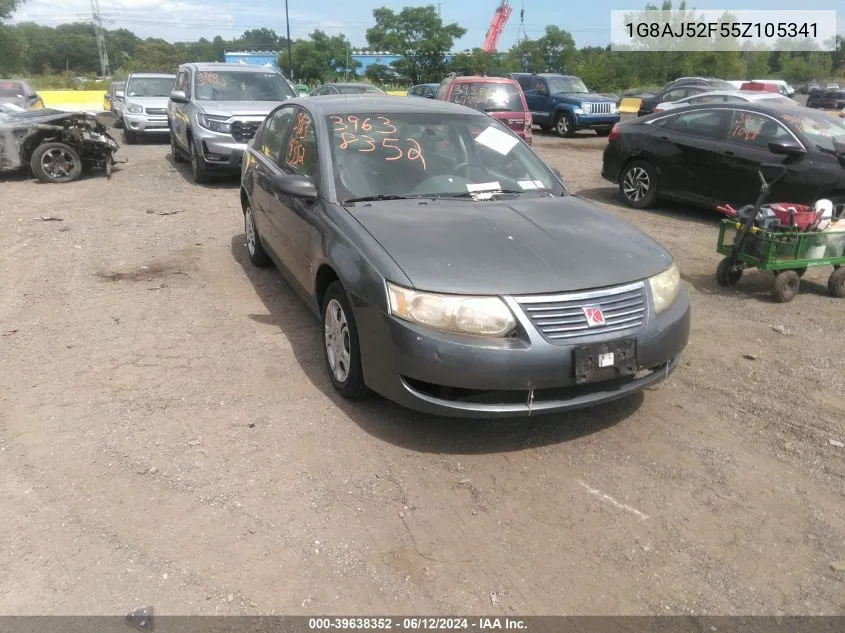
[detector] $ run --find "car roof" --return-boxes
[322,82,379,88]
[287,94,488,116]
[182,62,279,73]
[675,90,790,100]
[447,76,517,84]
[647,101,802,118]
[127,72,176,78]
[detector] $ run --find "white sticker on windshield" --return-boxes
[518,180,545,190]
[474,125,519,155]
[467,181,501,192]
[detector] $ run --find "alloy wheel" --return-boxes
[622,166,650,202]
[324,298,351,383]
[41,147,78,182]
[244,207,257,256]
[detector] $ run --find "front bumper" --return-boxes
[574,113,620,130]
[194,131,248,170]
[354,287,691,419]
[124,113,170,133]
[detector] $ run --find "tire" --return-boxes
[771,270,800,303]
[596,128,612,137]
[828,267,845,298]
[243,201,272,268]
[123,129,137,144]
[188,136,211,184]
[170,132,185,163]
[619,159,658,209]
[29,142,83,184]
[554,112,575,138]
[321,281,368,401]
[716,257,742,287]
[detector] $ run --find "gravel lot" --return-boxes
[1,125,844,616]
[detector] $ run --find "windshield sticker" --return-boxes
[466,181,502,192]
[474,125,519,155]
[518,180,545,190]
[196,72,227,88]
[730,113,764,141]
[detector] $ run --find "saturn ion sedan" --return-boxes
[239,95,690,418]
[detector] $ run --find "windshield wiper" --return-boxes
[444,189,526,198]
[342,194,418,204]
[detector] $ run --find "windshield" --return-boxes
[326,112,560,202]
[448,82,524,113]
[193,71,296,101]
[546,77,588,94]
[0,81,25,97]
[126,77,175,98]
[780,110,845,153]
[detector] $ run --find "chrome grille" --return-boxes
[587,102,613,115]
[231,120,261,143]
[515,282,647,342]
[145,107,167,115]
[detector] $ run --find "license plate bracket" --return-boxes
[573,339,637,385]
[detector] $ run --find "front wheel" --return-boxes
[554,112,575,138]
[243,203,271,268]
[716,257,742,287]
[772,270,800,303]
[189,137,211,184]
[322,281,368,401]
[29,142,83,183]
[619,159,658,209]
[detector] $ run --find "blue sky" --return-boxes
[10,0,844,51]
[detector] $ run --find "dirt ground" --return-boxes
[1,126,844,616]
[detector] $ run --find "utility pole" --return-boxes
[90,0,110,77]
[284,0,293,78]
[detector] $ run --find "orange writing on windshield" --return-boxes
[330,115,397,135]
[731,113,763,141]
[331,116,425,168]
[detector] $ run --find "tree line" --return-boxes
[1,0,843,92]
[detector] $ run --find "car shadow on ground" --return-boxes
[575,186,721,227]
[167,154,240,190]
[230,235,645,454]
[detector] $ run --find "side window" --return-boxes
[662,88,688,102]
[284,108,318,183]
[665,110,728,140]
[727,111,793,149]
[534,80,548,95]
[516,76,532,91]
[435,80,450,100]
[256,106,295,164]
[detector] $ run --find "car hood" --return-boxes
[553,93,616,105]
[123,96,170,109]
[0,108,92,126]
[195,100,287,118]
[347,195,673,295]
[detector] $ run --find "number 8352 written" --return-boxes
[330,115,427,169]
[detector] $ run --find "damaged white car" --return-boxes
[0,106,121,183]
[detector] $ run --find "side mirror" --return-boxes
[115,90,124,99]
[270,173,318,200]
[768,140,805,158]
[169,90,188,103]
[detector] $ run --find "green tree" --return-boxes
[365,5,466,84]
[128,40,183,72]
[282,30,358,83]
[363,63,397,83]
[449,48,519,76]
[1,0,24,20]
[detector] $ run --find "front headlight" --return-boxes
[573,107,584,115]
[648,263,680,314]
[581,102,593,114]
[386,282,516,337]
[126,103,143,114]
[610,104,618,114]
[196,112,232,134]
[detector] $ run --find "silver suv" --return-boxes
[167,63,296,183]
[121,72,176,144]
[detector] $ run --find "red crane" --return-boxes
[482,0,512,53]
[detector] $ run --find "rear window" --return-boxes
[0,81,24,97]
[448,82,524,113]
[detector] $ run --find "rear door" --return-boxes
[650,108,730,205]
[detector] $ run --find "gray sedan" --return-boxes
[239,96,690,418]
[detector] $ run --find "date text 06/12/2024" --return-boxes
[307,617,527,630]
